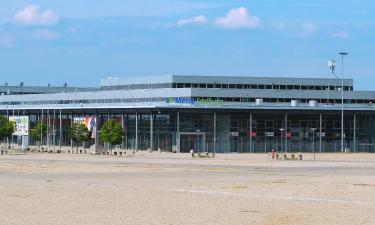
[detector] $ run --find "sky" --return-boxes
[0,0,374,89]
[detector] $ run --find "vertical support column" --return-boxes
[150,112,154,151]
[95,112,99,149]
[52,109,56,148]
[135,111,138,151]
[41,109,44,146]
[70,112,73,149]
[121,112,125,149]
[59,109,62,148]
[284,113,288,153]
[249,112,253,153]
[353,113,357,153]
[47,109,50,147]
[6,108,9,146]
[213,111,216,154]
[319,113,322,153]
[176,111,180,153]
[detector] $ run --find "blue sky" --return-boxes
[0,0,374,89]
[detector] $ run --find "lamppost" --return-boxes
[311,128,317,160]
[279,128,285,153]
[339,52,348,152]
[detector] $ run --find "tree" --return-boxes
[30,122,47,146]
[69,123,90,150]
[0,115,15,143]
[100,119,123,151]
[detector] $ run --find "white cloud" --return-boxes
[331,31,349,39]
[177,15,208,27]
[14,5,59,26]
[0,36,12,47]
[214,7,260,29]
[299,23,319,37]
[30,29,59,40]
[274,21,285,31]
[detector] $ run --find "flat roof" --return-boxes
[101,75,353,87]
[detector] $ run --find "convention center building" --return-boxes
[1,75,375,153]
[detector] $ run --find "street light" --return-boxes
[339,52,348,152]
[311,128,317,160]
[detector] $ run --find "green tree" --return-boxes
[69,123,90,150]
[100,119,123,151]
[0,115,15,143]
[30,122,47,146]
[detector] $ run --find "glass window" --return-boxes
[229,84,236,89]
[207,84,214,88]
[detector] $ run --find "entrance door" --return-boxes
[179,133,205,153]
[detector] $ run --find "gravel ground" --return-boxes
[0,152,374,225]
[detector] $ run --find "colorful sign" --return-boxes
[74,116,97,138]
[9,116,29,136]
[165,97,224,105]
[247,131,257,137]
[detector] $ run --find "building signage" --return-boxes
[74,116,97,138]
[247,131,257,137]
[165,97,224,105]
[265,132,274,137]
[230,132,239,137]
[9,116,29,136]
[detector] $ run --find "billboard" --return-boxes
[9,116,29,136]
[74,116,97,138]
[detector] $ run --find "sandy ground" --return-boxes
[0,152,375,225]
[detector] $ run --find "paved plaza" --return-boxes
[0,152,375,225]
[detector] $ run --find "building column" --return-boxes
[176,111,180,153]
[135,112,138,151]
[59,109,62,148]
[47,109,50,147]
[150,112,154,151]
[95,112,99,149]
[121,112,125,149]
[353,113,357,153]
[319,113,322,153]
[70,112,73,149]
[213,111,216,154]
[41,109,44,146]
[52,109,56,148]
[249,112,253,153]
[284,113,288,153]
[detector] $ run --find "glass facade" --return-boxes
[9,109,375,153]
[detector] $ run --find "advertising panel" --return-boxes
[74,116,97,138]
[9,116,29,136]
